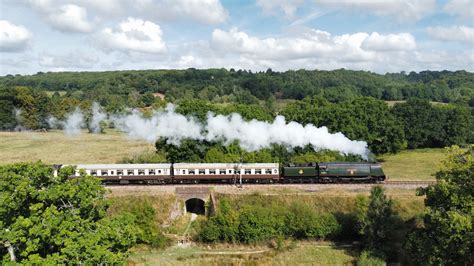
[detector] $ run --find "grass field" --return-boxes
[379,148,445,181]
[127,242,356,265]
[0,129,155,165]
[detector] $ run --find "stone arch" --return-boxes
[185,198,206,215]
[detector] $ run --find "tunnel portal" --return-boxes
[185,198,206,215]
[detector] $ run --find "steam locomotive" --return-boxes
[53,162,386,184]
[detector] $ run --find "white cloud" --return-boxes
[148,0,228,25]
[26,1,93,33]
[361,32,416,51]
[25,0,228,25]
[211,28,415,62]
[315,0,437,22]
[97,17,166,54]
[255,0,437,21]
[427,25,474,44]
[46,4,93,33]
[443,0,474,20]
[39,51,99,69]
[257,0,305,18]
[0,20,32,52]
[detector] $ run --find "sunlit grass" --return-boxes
[378,148,445,181]
[0,129,154,165]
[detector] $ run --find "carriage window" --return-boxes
[157,169,162,174]
[91,170,97,176]
[199,169,205,175]
[138,170,145,175]
[273,169,278,174]
[189,170,195,175]
[235,170,241,174]
[127,170,134,175]
[209,169,216,174]
[117,170,123,175]
[265,169,272,174]
[227,169,233,174]
[181,169,187,175]
[149,169,155,175]
[244,169,252,174]
[255,169,262,174]
[101,170,108,176]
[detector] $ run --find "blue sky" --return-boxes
[0,0,473,75]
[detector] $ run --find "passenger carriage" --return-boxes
[172,163,280,184]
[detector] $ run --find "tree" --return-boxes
[405,145,473,265]
[0,162,137,264]
[0,87,16,130]
[360,186,394,257]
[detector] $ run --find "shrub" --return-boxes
[357,250,386,266]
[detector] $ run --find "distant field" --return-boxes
[385,100,448,107]
[0,130,154,165]
[379,148,445,181]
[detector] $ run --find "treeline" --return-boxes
[1,69,473,108]
[1,83,472,156]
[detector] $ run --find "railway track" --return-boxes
[106,180,435,187]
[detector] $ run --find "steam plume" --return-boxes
[113,104,369,158]
[48,108,85,136]
[112,104,203,145]
[89,102,107,133]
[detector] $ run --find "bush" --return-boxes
[357,250,386,266]
[198,200,341,244]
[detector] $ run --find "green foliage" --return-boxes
[405,145,474,265]
[357,250,386,266]
[359,186,395,256]
[0,87,16,130]
[282,97,406,154]
[197,199,340,244]
[109,201,168,247]
[392,99,472,148]
[0,162,137,264]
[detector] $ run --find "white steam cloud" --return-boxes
[112,105,203,144]
[43,103,369,158]
[89,102,107,133]
[14,108,26,131]
[206,113,368,157]
[113,104,369,158]
[48,108,85,136]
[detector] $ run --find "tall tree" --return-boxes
[360,186,395,257]
[405,145,473,265]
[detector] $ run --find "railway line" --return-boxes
[106,180,435,188]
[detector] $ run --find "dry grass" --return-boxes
[379,148,445,181]
[0,129,155,165]
[127,241,356,265]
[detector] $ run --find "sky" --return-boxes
[0,0,473,75]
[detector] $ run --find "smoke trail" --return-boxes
[14,108,26,131]
[113,104,369,158]
[48,108,85,136]
[206,113,368,158]
[112,104,203,145]
[89,102,107,133]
